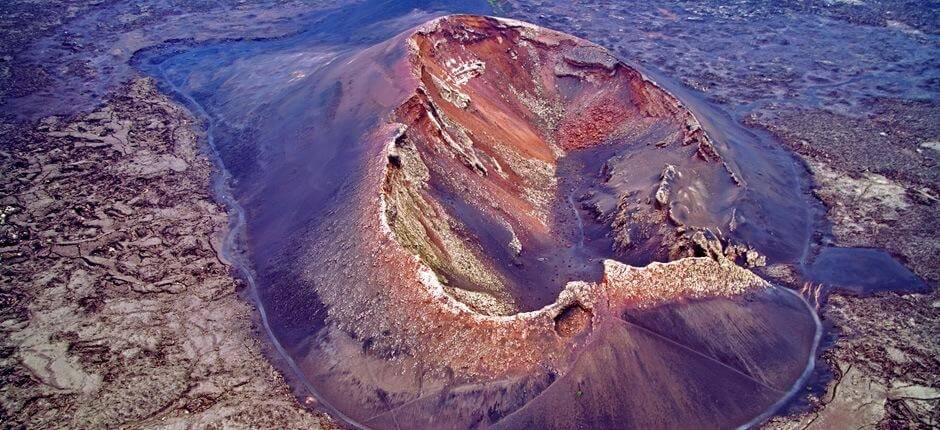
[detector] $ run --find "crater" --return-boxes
[139,13,822,430]
[553,303,592,337]
[315,16,817,428]
[383,15,749,315]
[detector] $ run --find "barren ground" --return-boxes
[0,79,334,428]
[1,0,937,428]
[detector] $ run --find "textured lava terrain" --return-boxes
[1,1,935,429]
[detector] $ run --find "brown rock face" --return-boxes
[279,15,820,429]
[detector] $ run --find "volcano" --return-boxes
[251,15,820,429]
[152,15,820,429]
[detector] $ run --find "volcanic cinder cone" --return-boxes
[253,15,819,429]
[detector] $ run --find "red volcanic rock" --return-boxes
[293,15,818,429]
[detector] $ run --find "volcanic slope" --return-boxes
[137,14,820,429]
[254,15,821,429]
